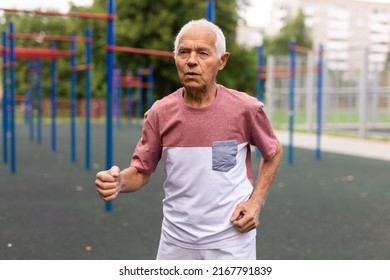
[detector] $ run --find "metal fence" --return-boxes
[264,47,390,139]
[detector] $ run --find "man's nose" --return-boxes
[186,52,198,66]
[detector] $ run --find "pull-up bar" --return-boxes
[111,66,154,128]
[0,8,115,20]
[1,0,114,211]
[5,31,92,167]
[12,33,92,43]
[1,0,214,212]
[2,24,92,173]
[2,32,8,166]
[108,46,173,58]
[1,46,72,59]
[257,40,324,165]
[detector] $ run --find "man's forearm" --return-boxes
[250,142,283,207]
[119,166,151,193]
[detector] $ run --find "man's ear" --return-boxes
[218,52,230,70]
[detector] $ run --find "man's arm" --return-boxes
[230,141,283,233]
[95,166,151,202]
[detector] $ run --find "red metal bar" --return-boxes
[289,44,312,54]
[121,76,152,88]
[12,33,92,43]
[295,66,321,72]
[108,45,174,58]
[257,72,292,80]
[15,96,27,102]
[1,46,72,59]
[137,68,152,75]
[70,11,116,20]
[0,8,115,20]
[258,65,289,71]
[258,65,321,73]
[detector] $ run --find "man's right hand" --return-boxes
[95,166,121,201]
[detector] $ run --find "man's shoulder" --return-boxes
[152,89,182,109]
[219,85,262,107]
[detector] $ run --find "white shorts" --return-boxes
[156,233,256,260]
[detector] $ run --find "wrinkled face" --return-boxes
[175,26,228,93]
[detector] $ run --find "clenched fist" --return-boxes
[95,166,121,201]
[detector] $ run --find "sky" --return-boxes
[1,0,390,28]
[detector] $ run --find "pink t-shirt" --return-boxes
[131,84,278,249]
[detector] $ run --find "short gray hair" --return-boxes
[173,19,226,59]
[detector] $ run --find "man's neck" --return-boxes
[183,85,217,108]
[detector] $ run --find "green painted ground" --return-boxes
[1,123,389,259]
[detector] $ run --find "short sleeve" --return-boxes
[131,110,162,174]
[249,102,279,160]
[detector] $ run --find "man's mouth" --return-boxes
[185,72,200,76]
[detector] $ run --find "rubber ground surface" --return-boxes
[1,123,389,259]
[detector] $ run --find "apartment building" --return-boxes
[268,0,390,73]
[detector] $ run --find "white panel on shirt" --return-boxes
[160,142,256,249]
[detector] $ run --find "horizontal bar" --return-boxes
[1,46,72,59]
[119,77,152,88]
[258,65,321,72]
[108,45,174,57]
[289,45,323,56]
[137,68,152,75]
[0,8,116,20]
[12,33,92,43]
[257,72,293,79]
[68,11,116,20]
[258,65,289,71]
[289,44,312,53]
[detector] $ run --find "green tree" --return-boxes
[1,0,257,105]
[263,8,312,56]
[75,0,255,99]
[1,13,74,99]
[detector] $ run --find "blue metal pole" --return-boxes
[112,68,117,125]
[23,91,28,124]
[207,0,215,23]
[28,60,34,141]
[256,45,265,158]
[50,42,57,153]
[257,45,264,102]
[106,0,115,212]
[2,31,8,164]
[136,67,142,126]
[316,44,324,160]
[126,69,133,126]
[9,22,16,173]
[147,65,153,110]
[85,27,92,171]
[288,40,296,165]
[70,34,77,162]
[37,59,42,145]
[116,66,122,128]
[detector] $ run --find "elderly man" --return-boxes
[95,19,283,260]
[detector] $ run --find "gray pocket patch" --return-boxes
[212,140,238,172]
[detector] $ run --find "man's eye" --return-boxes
[179,50,189,55]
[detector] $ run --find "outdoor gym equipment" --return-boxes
[257,41,324,164]
[1,27,92,172]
